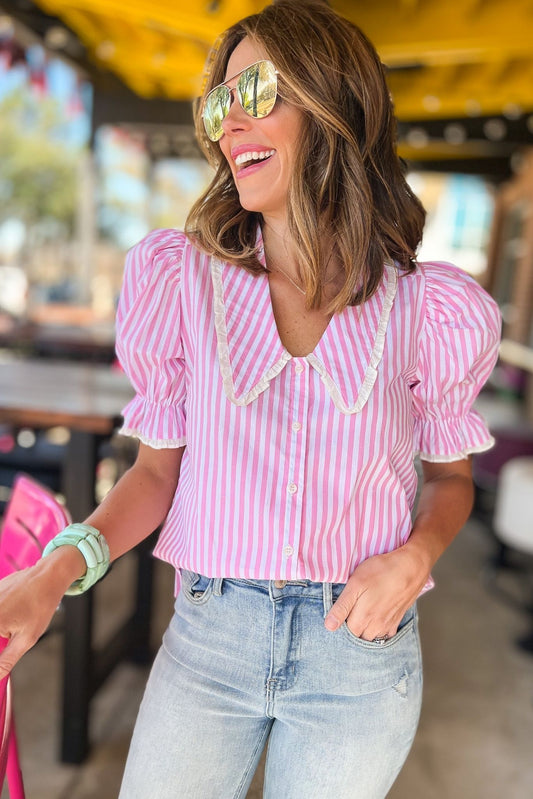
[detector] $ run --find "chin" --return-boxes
[237,196,266,213]
[237,193,280,216]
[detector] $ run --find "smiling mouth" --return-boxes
[235,149,276,170]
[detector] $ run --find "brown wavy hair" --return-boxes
[185,0,426,312]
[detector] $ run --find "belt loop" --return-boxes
[213,577,224,596]
[322,582,333,617]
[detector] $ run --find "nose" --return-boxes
[220,87,252,137]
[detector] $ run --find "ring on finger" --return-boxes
[371,634,389,644]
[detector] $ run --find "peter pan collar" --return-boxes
[211,244,398,415]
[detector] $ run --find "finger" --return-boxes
[351,614,401,642]
[324,588,360,631]
[0,634,32,680]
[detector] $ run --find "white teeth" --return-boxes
[235,149,276,166]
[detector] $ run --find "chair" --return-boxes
[489,457,533,653]
[0,474,70,798]
[493,457,533,555]
[472,425,533,528]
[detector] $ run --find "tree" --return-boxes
[0,87,81,243]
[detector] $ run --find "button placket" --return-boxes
[280,358,308,577]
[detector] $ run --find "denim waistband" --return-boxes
[180,569,345,608]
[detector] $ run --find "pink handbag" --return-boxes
[0,474,70,798]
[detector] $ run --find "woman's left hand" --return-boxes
[323,460,475,641]
[323,545,430,641]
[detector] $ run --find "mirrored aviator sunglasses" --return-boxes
[202,60,279,142]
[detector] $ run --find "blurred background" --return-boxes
[0,1,532,798]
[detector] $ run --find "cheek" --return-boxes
[219,146,235,175]
[218,141,230,163]
[270,114,304,160]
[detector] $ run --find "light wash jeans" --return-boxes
[119,571,423,798]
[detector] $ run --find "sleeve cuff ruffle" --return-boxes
[119,394,187,449]
[414,410,494,462]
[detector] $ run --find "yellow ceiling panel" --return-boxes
[398,138,507,161]
[33,0,270,97]
[336,0,533,65]
[389,58,533,118]
[25,0,533,121]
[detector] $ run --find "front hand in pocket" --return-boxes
[324,547,429,641]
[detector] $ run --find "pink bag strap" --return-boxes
[0,670,12,787]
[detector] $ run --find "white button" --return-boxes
[287,483,298,494]
[294,362,304,374]
[292,421,302,432]
[283,546,294,557]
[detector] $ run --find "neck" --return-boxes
[261,218,342,292]
[261,218,300,279]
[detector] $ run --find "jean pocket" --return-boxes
[180,570,214,605]
[337,599,418,651]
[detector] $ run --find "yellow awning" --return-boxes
[30,0,533,121]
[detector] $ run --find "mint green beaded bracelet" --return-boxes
[42,524,110,595]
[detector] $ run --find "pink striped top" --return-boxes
[116,228,501,586]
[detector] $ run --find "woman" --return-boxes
[0,2,501,797]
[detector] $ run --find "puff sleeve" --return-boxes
[115,229,188,449]
[411,262,501,462]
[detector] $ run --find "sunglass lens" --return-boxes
[202,61,278,142]
[238,61,278,119]
[203,85,231,141]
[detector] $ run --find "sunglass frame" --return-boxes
[202,60,279,142]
